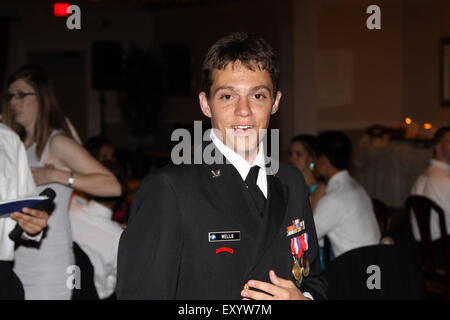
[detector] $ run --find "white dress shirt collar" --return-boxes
[326,170,351,193]
[210,130,266,178]
[210,130,268,197]
[430,159,450,173]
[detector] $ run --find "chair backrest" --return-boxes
[372,198,391,236]
[321,244,424,299]
[405,195,449,272]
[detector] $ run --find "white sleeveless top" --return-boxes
[14,130,74,300]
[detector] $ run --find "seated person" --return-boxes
[313,131,381,258]
[84,136,117,162]
[69,160,125,299]
[410,126,450,242]
[83,136,128,225]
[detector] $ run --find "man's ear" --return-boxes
[199,92,212,118]
[271,91,282,115]
[435,143,442,159]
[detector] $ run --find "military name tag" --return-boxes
[208,231,241,242]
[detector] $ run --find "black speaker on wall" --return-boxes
[0,18,11,91]
[91,41,122,90]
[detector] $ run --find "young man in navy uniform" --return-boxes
[116,32,326,300]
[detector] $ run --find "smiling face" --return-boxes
[8,78,39,131]
[199,61,281,162]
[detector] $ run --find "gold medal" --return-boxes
[243,283,249,291]
[291,257,303,282]
[301,256,310,277]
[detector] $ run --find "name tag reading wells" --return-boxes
[208,231,241,242]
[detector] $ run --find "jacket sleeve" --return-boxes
[116,171,183,299]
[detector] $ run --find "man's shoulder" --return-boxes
[0,123,20,142]
[0,123,11,132]
[276,162,304,181]
[138,163,204,189]
[319,174,353,201]
[413,168,450,192]
[423,164,450,179]
[335,176,368,199]
[0,124,24,159]
[273,162,308,192]
[152,162,201,177]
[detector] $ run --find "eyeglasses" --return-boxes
[5,92,37,101]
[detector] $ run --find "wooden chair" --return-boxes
[405,195,450,299]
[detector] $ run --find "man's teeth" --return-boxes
[234,126,253,129]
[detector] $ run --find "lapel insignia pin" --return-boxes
[266,168,278,178]
[211,169,221,178]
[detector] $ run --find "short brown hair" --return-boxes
[433,126,450,145]
[201,32,280,98]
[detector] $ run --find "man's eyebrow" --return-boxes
[213,86,236,95]
[213,85,272,95]
[251,85,272,92]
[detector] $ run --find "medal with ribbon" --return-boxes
[287,219,310,286]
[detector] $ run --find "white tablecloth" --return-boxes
[352,139,431,208]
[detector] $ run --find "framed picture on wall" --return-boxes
[441,37,450,106]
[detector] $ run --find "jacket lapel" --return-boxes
[200,144,262,242]
[243,172,288,279]
[263,174,288,248]
[198,142,288,276]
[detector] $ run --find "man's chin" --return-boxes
[233,143,260,160]
[227,136,256,150]
[236,148,259,159]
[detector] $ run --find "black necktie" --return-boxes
[245,166,266,215]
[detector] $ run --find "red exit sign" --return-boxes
[53,3,71,17]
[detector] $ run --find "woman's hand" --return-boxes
[31,164,56,186]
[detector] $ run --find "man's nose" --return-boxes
[235,97,252,117]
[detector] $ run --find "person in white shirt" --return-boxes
[313,131,381,258]
[69,160,124,299]
[411,126,450,242]
[0,123,49,299]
